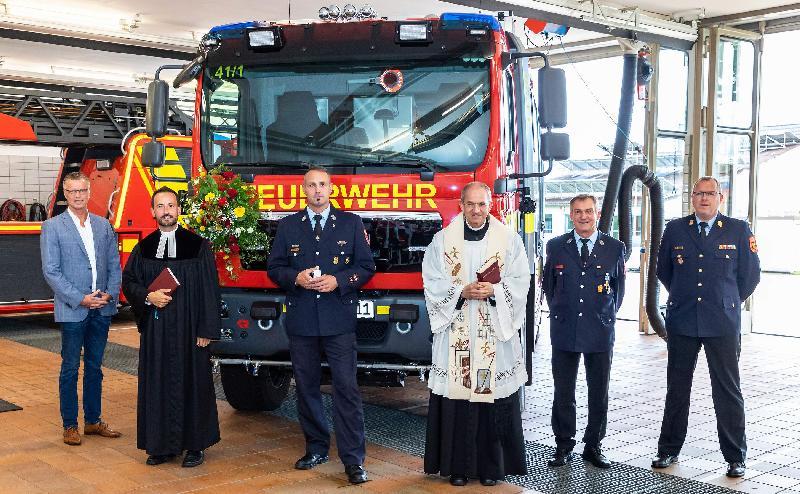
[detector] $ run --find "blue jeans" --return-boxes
[59,310,112,429]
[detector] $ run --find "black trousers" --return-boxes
[657,333,746,463]
[551,348,613,452]
[289,332,365,465]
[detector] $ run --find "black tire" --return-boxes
[219,364,291,411]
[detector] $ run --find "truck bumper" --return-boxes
[210,289,433,365]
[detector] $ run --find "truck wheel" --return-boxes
[219,364,291,411]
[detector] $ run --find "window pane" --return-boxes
[657,49,688,132]
[656,137,687,222]
[714,133,750,220]
[716,39,754,129]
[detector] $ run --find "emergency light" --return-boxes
[247,27,283,50]
[396,22,431,43]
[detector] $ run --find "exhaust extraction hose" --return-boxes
[598,53,637,234]
[617,165,666,338]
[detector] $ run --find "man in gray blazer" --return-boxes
[40,171,122,446]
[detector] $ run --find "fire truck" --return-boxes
[144,11,571,410]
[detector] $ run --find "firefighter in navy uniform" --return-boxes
[267,166,375,484]
[652,176,760,478]
[543,194,626,469]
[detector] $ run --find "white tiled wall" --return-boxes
[0,146,62,213]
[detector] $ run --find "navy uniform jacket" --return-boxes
[543,231,626,353]
[656,213,760,338]
[267,207,375,337]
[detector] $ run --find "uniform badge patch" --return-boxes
[349,273,360,284]
[333,256,339,265]
[677,256,684,265]
[717,220,723,228]
[673,245,684,250]
[345,257,350,264]
[597,285,603,293]
[337,240,347,246]
[749,235,758,253]
[555,264,565,269]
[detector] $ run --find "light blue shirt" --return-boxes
[694,213,718,236]
[573,229,599,256]
[306,206,331,230]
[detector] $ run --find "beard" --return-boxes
[156,214,177,228]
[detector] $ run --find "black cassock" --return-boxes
[121,227,221,456]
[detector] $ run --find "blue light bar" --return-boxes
[209,21,260,35]
[440,13,501,32]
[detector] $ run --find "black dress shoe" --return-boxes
[345,464,368,484]
[651,453,679,469]
[146,454,176,465]
[182,450,204,468]
[726,462,745,478]
[582,446,612,469]
[480,478,498,486]
[548,449,573,467]
[449,475,468,486]
[294,452,329,470]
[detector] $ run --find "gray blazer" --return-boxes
[40,211,121,323]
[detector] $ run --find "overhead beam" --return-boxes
[446,0,697,50]
[699,3,800,27]
[0,24,195,60]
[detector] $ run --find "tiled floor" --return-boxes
[524,319,800,494]
[0,316,528,494]
[2,311,800,493]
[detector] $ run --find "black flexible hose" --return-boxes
[28,202,47,221]
[598,53,637,234]
[617,165,666,338]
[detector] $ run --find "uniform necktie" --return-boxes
[698,221,708,239]
[580,238,590,266]
[313,214,322,240]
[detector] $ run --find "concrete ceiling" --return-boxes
[0,0,798,96]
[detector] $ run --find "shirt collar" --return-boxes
[67,208,90,227]
[694,213,718,228]
[573,229,599,244]
[306,205,331,222]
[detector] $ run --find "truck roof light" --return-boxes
[440,13,501,32]
[247,27,283,50]
[342,4,357,19]
[327,5,341,20]
[319,6,331,20]
[358,5,376,19]
[396,22,431,43]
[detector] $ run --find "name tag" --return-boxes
[718,244,737,250]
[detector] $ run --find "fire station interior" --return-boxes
[2,0,800,493]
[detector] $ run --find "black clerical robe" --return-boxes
[121,227,221,456]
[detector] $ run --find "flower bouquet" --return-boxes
[180,165,268,281]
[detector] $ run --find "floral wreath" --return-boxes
[179,165,268,280]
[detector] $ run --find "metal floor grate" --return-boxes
[1,318,739,494]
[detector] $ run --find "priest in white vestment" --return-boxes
[422,182,530,487]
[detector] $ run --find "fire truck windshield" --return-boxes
[201,60,490,172]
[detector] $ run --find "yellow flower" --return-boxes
[200,226,206,232]
[233,206,246,218]
[204,192,216,202]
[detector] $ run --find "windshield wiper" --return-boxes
[350,158,442,181]
[218,160,313,169]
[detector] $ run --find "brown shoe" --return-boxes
[63,426,81,446]
[84,421,121,438]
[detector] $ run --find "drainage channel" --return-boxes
[0,317,738,494]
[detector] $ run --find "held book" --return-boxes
[476,259,501,284]
[147,267,180,296]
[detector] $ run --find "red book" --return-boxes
[147,267,180,296]
[477,259,501,284]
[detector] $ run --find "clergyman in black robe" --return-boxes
[121,186,221,467]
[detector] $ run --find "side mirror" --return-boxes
[146,80,169,139]
[538,66,567,129]
[173,56,204,89]
[141,140,165,167]
[541,132,570,161]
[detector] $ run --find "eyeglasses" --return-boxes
[691,191,719,198]
[463,201,489,210]
[64,188,89,196]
